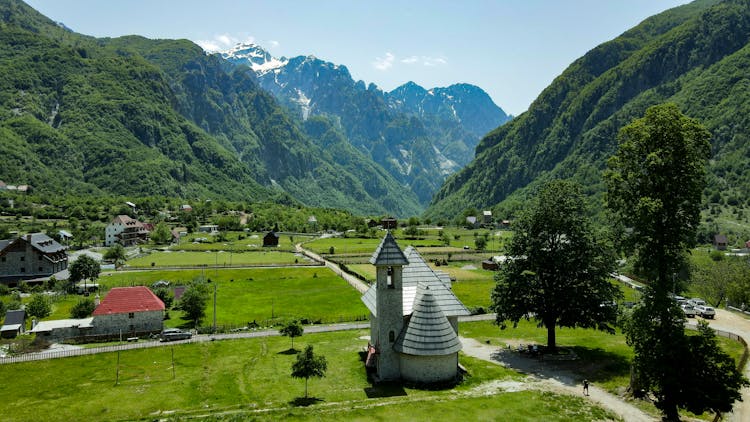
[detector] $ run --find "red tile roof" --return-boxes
[93,286,165,316]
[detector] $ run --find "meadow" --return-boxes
[1,319,743,421]
[0,328,616,422]
[105,267,368,327]
[126,250,304,268]
[170,231,315,252]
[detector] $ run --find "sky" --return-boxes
[25,0,691,116]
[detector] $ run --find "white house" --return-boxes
[105,215,149,246]
[361,232,469,384]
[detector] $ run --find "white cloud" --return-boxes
[195,34,255,52]
[268,40,280,49]
[400,55,448,67]
[373,52,395,70]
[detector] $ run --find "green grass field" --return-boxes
[304,228,511,256]
[460,319,745,397]
[169,232,315,252]
[0,329,615,422]
[100,267,367,327]
[126,250,303,268]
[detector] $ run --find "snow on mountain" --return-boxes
[221,42,287,74]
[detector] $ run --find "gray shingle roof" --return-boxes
[29,233,66,254]
[361,245,470,318]
[369,231,408,266]
[394,284,462,356]
[2,309,25,326]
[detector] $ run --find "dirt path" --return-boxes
[460,337,655,422]
[295,243,370,293]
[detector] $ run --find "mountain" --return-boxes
[426,0,750,229]
[221,43,511,205]
[0,0,422,216]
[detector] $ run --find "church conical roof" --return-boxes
[394,285,462,356]
[369,231,408,266]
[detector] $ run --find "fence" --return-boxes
[0,339,169,365]
[686,324,749,370]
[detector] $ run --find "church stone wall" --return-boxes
[399,353,458,383]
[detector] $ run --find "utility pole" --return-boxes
[213,283,217,333]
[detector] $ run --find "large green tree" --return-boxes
[606,103,710,292]
[103,243,127,267]
[177,283,208,328]
[26,293,51,320]
[150,222,172,245]
[491,179,619,350]
[606,103,746,420]
[68,255,101,286]
[291,345,327,398]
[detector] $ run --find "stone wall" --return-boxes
[0,240,66,280]
[399,352,458,384]
[93,310,163,336]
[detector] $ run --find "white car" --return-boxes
[694,305,716,319]
[681,304,696,318]
[689,298,707,307]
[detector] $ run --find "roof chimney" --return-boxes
[26,234,32,242]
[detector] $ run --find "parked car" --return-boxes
[160,328,192,342]
[694,305,716,319]
[688,298,707,307]
[681,304,696,318]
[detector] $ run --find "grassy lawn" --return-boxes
[100,267,367,327]
[460,319,746,397]
[169,232,314,252]
[0,329,615,422]
[126,250,303,268]
[304,229,511,256]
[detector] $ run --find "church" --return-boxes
[361,232,470,383]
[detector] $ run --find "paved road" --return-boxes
[688,309,750,422]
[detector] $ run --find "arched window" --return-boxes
[387,266,394,288]
[389,330,395,343]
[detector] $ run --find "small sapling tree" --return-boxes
[291,345,327,398]
[279,320,304,350]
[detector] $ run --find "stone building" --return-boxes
[0,233,68,285]
[91,286,165,335]
[361,232,469,384]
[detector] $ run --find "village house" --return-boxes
[380,217,398,230]
[362,232,469,384]
[30,286,165,342]
[714,234,728,251]
[92,286,165,336]
[0,233,68,285]
[263,231,279,247]
[104,215,150,247]
[1,309,26,338]
[482,210,493,225]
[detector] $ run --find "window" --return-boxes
[128,312,135,319]
[389,331,395,343]
[38,266,43,272]
[20,267,25,273]
[20,256,24,261]
[1,257,5,262]
[387,266,394,289]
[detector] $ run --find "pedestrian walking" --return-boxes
[583,379,589,396]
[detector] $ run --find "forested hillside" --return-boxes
[0,0,422,216]
[427,0,750,240]
[223,44,510,205]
